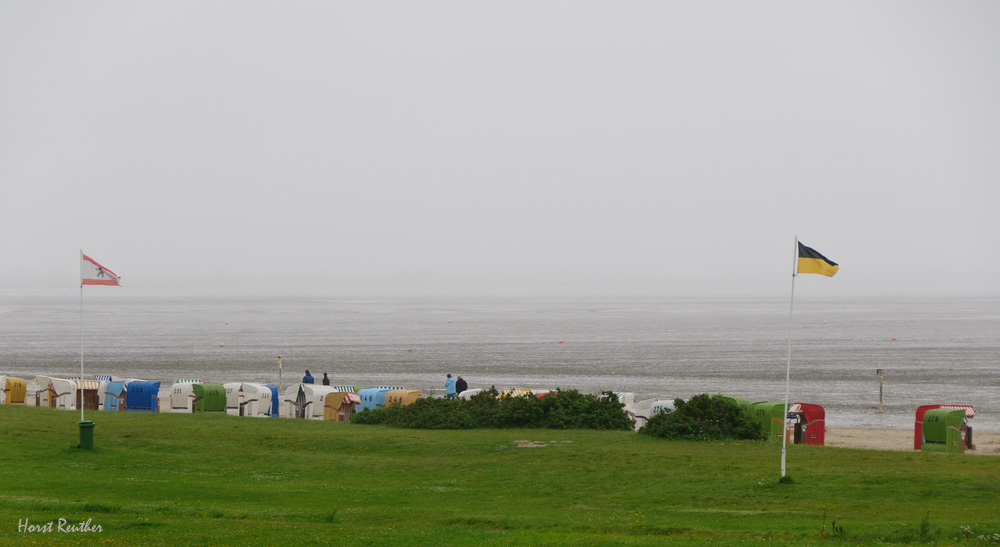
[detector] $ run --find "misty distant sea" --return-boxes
[2,291,998,432]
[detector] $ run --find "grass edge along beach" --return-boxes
[2,405,999,546]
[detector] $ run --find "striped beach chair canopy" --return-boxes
[75,380,102,390]
[939,405,975,419]
[93,375,114,381]
[500,388,533,398]
[174,378,202,384]
[331,385,356,393]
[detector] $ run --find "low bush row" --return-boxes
[351,387,634,431]
[638,393,766,441]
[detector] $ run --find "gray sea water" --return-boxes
[2,290,998,431]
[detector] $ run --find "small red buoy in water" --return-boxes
[891,337,897,341]
[559,340,564,344]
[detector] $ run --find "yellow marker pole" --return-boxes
[877,369,884,413]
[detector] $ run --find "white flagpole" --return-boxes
[80,250,85,423]
[780,236,798,478]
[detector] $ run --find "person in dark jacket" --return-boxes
[322,373,330,386]
[455,376,468,396]
[302,370,314,384]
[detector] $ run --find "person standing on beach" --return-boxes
[445,374,457,400]
[456,376,468,396]
[302,370,314,384]
[322,373,330,386]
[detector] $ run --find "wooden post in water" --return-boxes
[877,369,884,413]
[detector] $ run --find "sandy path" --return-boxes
[825,427,1000,455]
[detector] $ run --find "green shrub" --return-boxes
[350,387,633,431]
[350,397,477,429]
[638,393,766,441]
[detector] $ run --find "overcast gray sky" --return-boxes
[2,2,998,297]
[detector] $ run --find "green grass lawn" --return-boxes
[1,405,998,546]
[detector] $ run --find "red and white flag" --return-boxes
[81,253,121,286]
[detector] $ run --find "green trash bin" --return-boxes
[78,420,95,449]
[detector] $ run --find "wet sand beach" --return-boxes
[826,427,1000,455]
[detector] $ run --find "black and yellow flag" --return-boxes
[797,242,839,277]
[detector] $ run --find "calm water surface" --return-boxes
[2,290,998,431]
